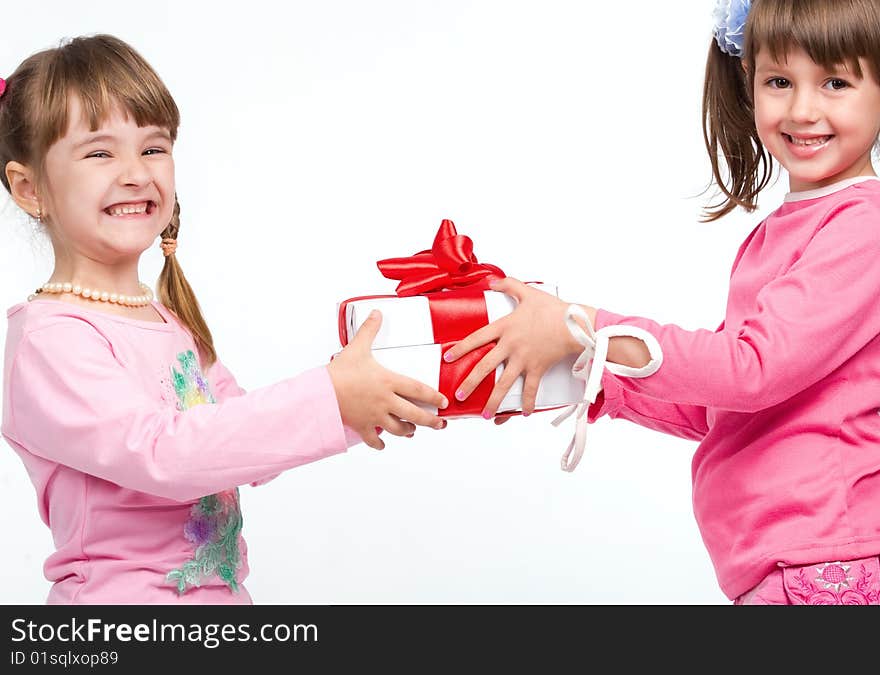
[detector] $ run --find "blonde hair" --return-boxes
[0,34,216,365]
[702,0,880,221]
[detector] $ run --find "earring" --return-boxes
[35,206,42,222]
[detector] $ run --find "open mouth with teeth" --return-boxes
[104,201,156,216]
[783,134,834,147]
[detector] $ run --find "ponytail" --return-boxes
[157,196,217,366]
[701,40,774,222]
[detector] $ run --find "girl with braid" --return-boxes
[0,34,448,604]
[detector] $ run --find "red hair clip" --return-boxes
[0,77,6,99]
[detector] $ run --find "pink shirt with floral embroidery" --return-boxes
[2,299,360,604]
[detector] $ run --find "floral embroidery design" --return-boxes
[171,349,215,408]
[164,350,244,595]
[166,490,243,595]
[785,561,880,605]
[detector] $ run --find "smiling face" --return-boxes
[753,47,880,192]
[40,94,175,269]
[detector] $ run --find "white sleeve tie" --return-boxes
[551,305,663,472]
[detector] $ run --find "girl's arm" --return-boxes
[446,198,880,415]
[205,358,361,487]
[581,322,730,441]
[206,357,246,400]
[3,314,440,502]
[587,368,708,441]
[586,200,880,411]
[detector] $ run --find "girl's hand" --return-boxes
[328,310,449,450]
[442,277,586,418]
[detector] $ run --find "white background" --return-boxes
[0,0,793,604]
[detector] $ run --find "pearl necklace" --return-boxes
[28,281,154,307]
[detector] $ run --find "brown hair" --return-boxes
[702,0,880,221]
[0,34,216,364]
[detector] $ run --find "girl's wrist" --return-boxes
[563,303,597,355]
[564,304,651,369]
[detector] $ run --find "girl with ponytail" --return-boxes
[447,0,880,604]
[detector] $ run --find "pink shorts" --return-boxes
[735,556,880,605]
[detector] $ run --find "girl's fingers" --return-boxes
[392,398,448,430]
[349,310,382,352]
[454,344,506,401]
[395,376,449,411]
[442,278,534,364]
[489,276,527,300]
[382,415,417,437]
[520,372,544,416]
[360,426,385,450]
[480,360,523,418]
[442,322,501,363]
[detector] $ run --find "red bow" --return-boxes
[377,219,505,297]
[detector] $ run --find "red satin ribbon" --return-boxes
[340,219,508,416]
[425,288,496,417]
[377,219,505,296]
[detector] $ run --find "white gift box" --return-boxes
[338,284,585,416]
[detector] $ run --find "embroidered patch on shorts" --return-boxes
[783,558,880,605]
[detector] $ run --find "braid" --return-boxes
[157,195,217,366]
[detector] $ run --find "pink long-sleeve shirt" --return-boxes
[2,299,360,604]
[589,177,880,600]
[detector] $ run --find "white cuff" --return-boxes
[552,305,663,472]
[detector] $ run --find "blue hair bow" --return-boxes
[713,0,751,57]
